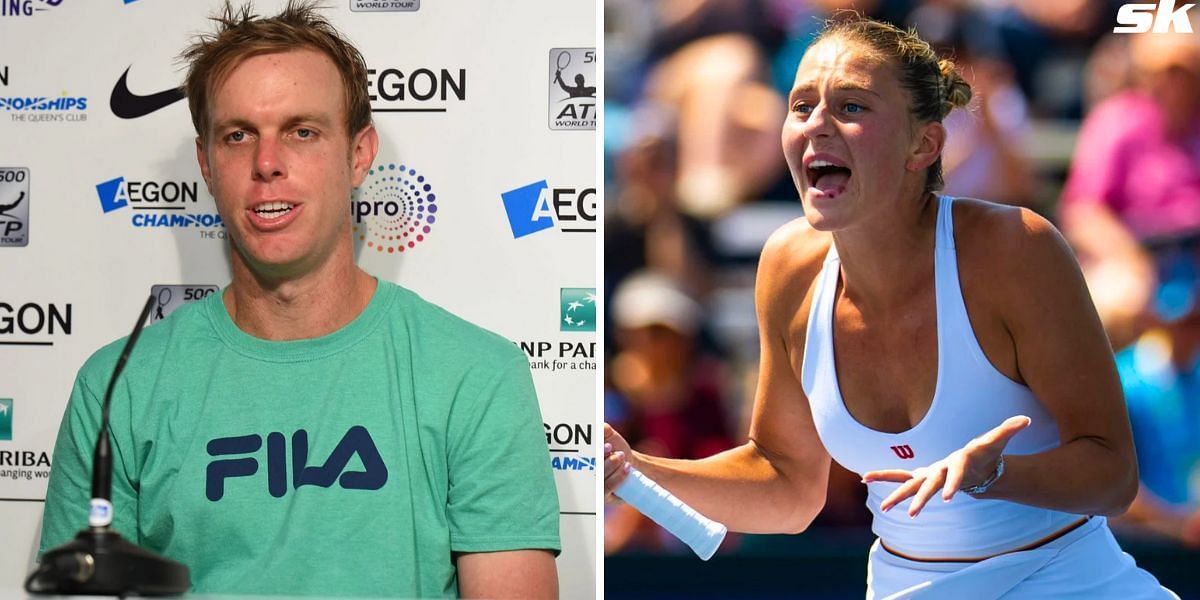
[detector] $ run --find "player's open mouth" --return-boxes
[806,159,852,196]
[253,201,295,219]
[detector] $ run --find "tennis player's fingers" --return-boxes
[880,469,927,512]
[861,469,914,484]
[942,456,967,501]
[604,422,632,456]
[604,451,630,499]
[908,466,947,517]
[977,415,1032,448]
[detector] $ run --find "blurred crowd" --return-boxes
[603,0,1200,555]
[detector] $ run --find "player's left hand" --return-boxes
[862,415,1031,518]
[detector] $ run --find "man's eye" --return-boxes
[845,103,864,113]
[296,128,314,139]
[793,103,813,115]
[227,131,246,142]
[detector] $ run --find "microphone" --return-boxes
[25,295,190,596]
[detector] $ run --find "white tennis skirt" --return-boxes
[866,517,1178,599]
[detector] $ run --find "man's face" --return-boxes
[196,48,377,278]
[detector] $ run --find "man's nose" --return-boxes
[252,137,286,182]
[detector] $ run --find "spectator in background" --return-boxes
[1058,21,1200,351]
[1058,15,1200,549]
[914,6,1035,206]
[604,272,736,553]
[629,0,790,219]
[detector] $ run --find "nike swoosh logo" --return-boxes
[110,66,185,119]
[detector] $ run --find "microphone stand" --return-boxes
[26,295,190,596]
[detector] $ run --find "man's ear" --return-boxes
[195,136,213,191]
[905,121,945,173]
[350,124,380,188]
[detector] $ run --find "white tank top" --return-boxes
[801,195,1081,558]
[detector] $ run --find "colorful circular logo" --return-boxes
[352,162,438,254]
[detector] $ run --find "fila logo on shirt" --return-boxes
[890,445,915,460]
[205,425,388,501]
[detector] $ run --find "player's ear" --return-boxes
[905,121,944,173]
[196,136,213,191]
[350,124,379,188]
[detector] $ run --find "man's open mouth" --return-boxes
[253,201,295,218]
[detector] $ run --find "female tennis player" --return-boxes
[604,16,1176,598]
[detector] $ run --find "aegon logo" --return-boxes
[1114,1,1195,32]
[546,422,595,472]
[0,302,70,346]
[95,176,223,233]
[96,178,199,212]
[500,180,597,239]
[206,425,388,501]
[367,67,465,113]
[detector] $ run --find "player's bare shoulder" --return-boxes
[952,197,1079,308]
[756,218,832,338]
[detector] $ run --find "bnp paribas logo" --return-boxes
[560,288,596,332]
[0,398,12,441]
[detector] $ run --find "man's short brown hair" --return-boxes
[181,0,372,140]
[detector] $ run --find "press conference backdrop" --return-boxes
[0,0,598,596]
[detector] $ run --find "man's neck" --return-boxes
[223,254,377,341]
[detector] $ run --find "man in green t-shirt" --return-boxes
[38,2,560,597]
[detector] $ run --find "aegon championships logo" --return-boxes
[546,422,595,473]
[95,176,225,238]
[1,0,64,17]
[548,48,595,130]
[560,288,596,332]
[500,180,596,238]
[0,167,29,247]
[352,162,437,254]
[1,92,88,123]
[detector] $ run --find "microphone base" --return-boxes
[26,528,190,596]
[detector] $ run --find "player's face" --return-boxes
[781,38,930,231]
[197,48,376,278]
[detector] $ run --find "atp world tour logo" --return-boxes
[560,288,596,332]
[0,398,12,441]
[148,285,219,324]
[0,167,29,247]
[548,48,595,130]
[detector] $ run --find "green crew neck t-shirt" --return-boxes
[40,280,560,597]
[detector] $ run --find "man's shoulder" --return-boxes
[76,294,217,385]
[384,282,525,366]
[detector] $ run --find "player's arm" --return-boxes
[456,549,557,599]
[971,208,1139,514]
[605,222,833,534]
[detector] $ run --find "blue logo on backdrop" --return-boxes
[1,0,63,17]
[500,180,596,239]
[206,425,388,501]
[95,176,225,233]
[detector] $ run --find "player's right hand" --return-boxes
[604,423,632,502]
